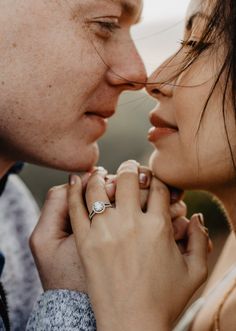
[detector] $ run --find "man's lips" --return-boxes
[82,110,115,141]
[85,110,115,119]
[148,113,178,142]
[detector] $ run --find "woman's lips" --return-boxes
[148,113,178,143]
[148,126,178,142]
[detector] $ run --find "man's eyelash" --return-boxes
[96,21,121,32]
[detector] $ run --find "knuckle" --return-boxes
[159,220,172,236]
[87,175,105,192]
[81,235,115,257]
[29,230,41,254]
[150,182,169,197]
[148,214,171,235]
[46,185,67,200]
[118,160,139,174]
[170,202,187,218]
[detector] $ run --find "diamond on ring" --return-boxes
[89,201,112,221]
[93,201,106,213]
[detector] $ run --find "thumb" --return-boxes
[35,185,70,239]
[68,174,90,248]
[184,214,209,283]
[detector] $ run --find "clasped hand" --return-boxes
[30,160,210,331]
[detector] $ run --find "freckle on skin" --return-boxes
[48,85,52,88]
[1,81,4,85]
[12,43,17,48]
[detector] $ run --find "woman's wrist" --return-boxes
[95,309,171,331]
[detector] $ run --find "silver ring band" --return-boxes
[89,201,112,221]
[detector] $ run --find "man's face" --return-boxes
[0,0,146,171]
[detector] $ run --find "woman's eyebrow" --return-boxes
[186,11,210,31]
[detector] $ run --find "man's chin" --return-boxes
[58,149,99,173]
[29,144,100,173]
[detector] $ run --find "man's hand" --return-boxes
[30,184,87,292]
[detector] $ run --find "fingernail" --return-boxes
[197,213,205,226]
[96,166,107,173]
[118,160,139,172]
[69,174,77,186]
[139,173,148,185]
[106,182,115,190]
[130,160,140,165]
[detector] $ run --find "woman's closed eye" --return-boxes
[180,39,213,52]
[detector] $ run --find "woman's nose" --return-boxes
[146,77,173,99]
[146,59,175,99]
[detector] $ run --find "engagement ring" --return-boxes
[89,201,112,221]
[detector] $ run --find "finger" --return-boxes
[184,214,209,280]
[168,186,184,204]
[139,166,152,189]
[105,175,116,202]
[105,169,152,203]
[147,176,171,216]
[195,214,212,253]
[170,201,187,220]
[140,189,149,211]
[81,172,92,191]
[68,175,90,246]
[36,184,69,238]
[85,169,112,227]
[172,216,189,241]
[116,160,141,210]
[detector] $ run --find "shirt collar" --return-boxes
[0,162,24,196]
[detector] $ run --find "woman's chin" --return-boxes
[149,153,189,190]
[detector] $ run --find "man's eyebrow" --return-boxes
[186,11,210,30]
[111,0,142,23]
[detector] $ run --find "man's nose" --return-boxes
[107,44,147,91]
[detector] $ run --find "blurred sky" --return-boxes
[142,0,190,24]
[131,0,190,73]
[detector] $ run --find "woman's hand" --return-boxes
[104,166,188,241]
[68,160,209,331]
[29,165,188,295]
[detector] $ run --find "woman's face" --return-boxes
[146,0,236,192]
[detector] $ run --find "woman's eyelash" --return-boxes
[180,39,213,51]
[180,39,198,48]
